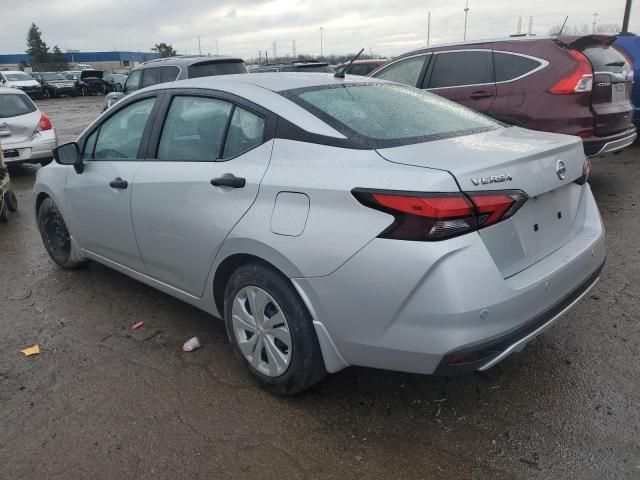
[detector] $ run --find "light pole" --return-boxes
[463,0,470,41]
[320,27,324,58]
[427,11,431,46]
[622,0,633,32]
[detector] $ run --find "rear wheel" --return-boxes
[4,191,17,212]
[37,197,86,269]
[42,88,51,99]
[224,263,326,396]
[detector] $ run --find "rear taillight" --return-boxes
[353,189,528,241]
[37,112,52,131]
[549,50,593,95]
[577,129,594,139]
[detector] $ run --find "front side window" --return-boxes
[157,96,232,161]
[372,55,427,87]
[428,51,494,88]
[93,97,156,160]
[223,107,265,159]
[124,70,142,93]
[82,129,98,159]
[494,52,542,82]
[284,83,499,147]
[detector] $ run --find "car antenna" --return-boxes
[557,16,569,36]
[334,48,365,79]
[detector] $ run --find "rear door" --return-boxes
[131,91,274,296]
[571,36,634,136]
[424,50,496,113]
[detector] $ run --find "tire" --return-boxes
[0,198,8,223]
[224,262,326,396]
[42,89,51,99]
[5,191,17,212]
[37,197,86,269]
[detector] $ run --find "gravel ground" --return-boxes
[1,96,639,479]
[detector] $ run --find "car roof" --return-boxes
[136,55,244,69]
[397,35,557,57]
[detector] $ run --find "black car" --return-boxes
[32,72,77,98]
[250,62,335,73]
[102,73,128,93]
[78,70,104,95]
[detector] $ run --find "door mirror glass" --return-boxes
[54,142,84,173]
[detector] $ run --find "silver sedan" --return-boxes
[0,88,57,165]
[33,74,605,395]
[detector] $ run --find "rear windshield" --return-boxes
[41,73,66,81]
[188,61,248,78]
[4,72,34,81]
[580,44,630,73]
[281,65,335,73]
[283,83,500,147]
[0,94,37,118]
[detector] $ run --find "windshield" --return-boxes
[0,94,37,118]
[4,72,34,81]
[41,73,66,81]
[283,83,500,147]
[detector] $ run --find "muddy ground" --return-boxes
[1,96,639,479]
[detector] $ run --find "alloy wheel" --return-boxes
[231,286,292,377]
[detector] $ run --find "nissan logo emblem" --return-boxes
[556,160,567,180]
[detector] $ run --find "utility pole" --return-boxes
[463,0,470,41]
[292,40,296,58]
[215,40,219,56]
[622,0,633,32]
[320,27,324,57]
[197,36,202,55]
[272,41,277,60]
[427,11,431,46]
[517,16,522,34]
[592,12,598,33]
[528,16,533,35]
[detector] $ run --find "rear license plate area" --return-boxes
[612,83,627,103]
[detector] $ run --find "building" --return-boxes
[0,51,160,72]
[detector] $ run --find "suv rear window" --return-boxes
[188,61,248,78]
[0,94,37,118]
[283,83,499,147]
[580,44,630,73]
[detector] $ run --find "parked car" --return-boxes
[32,72,77,98]
[0,88,57,165]
[0,70,43,97]
[102,73,128,93]
[77,70,105,95]
[250,62,335,73]
[36,73,604,395]
[371,35,637,157]
[335,59,388,76]
[104,55,248,110]
[614,33,640,127]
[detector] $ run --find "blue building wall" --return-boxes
[0,51,159,64]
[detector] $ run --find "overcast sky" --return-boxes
[2,0,637,59]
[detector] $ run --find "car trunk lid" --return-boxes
[377,127,588,277]
[569,35,634,136]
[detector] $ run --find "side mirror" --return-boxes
[53,142,84,174]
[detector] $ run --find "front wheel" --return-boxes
[4,191,17,212]
[224,263,326,396]
[37,197,86,269]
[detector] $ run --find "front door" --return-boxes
[131,94,272,296]
[65,96,157,272]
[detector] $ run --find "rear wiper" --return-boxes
[605,61,625,67]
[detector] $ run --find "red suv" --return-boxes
[370,35,636,156]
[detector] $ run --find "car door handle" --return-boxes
[210,175,246,189]
[470,91,494,99]
[109,177,128,189]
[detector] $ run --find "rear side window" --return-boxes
[372,55,427,86]
[285,83,499,146]
[580,45,630,73]
[157,96,232,161]
[223,107,265,158]
[347,64,376,76]
[494,52,542,82]
[93,98,156,160]
[188,61,248,78]
[429,51,494,88]
[161,66,180,83]
[142,67,162,88]
[0,94,36,118]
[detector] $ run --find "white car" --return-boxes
[0,70,42,98]
[0,88,57,165]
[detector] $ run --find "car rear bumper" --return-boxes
[1,130,57,164]
[583,126,637,156]
[294,185,605,375]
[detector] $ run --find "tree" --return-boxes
[51,45,69,71]
[152,43,177,58]
[26,23,50,65]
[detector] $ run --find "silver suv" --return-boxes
[104,55,247,109]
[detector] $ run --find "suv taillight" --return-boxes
[353,189,528,241]
[549,50,593,95]
[37,112,52,131]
